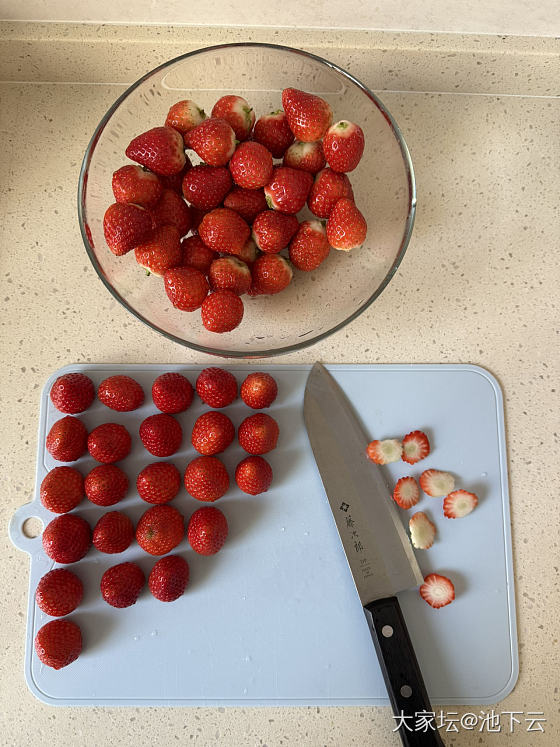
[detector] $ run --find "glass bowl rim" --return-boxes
[77,41,417,359]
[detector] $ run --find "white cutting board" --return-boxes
[10,364,518,706]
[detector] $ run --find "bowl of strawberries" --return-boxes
[78,43,416,357]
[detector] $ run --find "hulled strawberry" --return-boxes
[392,476,420,510]
[235,455,273,495]
[283,140,326,174]
[103,203,152,256]
[150,189,192,236]
[253,111,294,158]
[366,439,402,464]
[209,257,251,295]
[229,141,273,190]
[187,506,228,556]
[164,265,209,311]
[238,413,279,455]
[36,568,83,617]
[50,373,94,414]
[402,430,430,465]
[240,372,278,409]
[182,165,232,211]
[181,235,216,274]
[139,413,182,457]
[136,504,185,556]
[281,88,332,142]
[201,290,244,333]
[196,367,238,408]
[126,126,186,175]
[307,168,354,219]
[46,416,88,462]
[97,375,145,412]
[211,95,255,141]
[85,464,129,506]
[326,198,367,251]
[223,187,268,223]
[322,120,365,172]
[184,455,229,502]
[101,562,145,608]
[88,423,131,463]
[419,573,455,609]
[112,164,163,208]
[34,619,82,670]
[198,208,250,255]
[42,514,92,564]
[184,117,236,167]
[419,470,455,498]
[252,210,299,254]
[409,511,436,550]
[135,225,182,276]
[137,462,182,504]
[149,555,190,602]
[40,466,84,513]
[191,411,235,455]
[264,166,313,214]
[443,490,478,519]
[251,254,293,295]
[289,219,330,271]
[165,99,206,134]
[93,511,135,554]
[152,372,194,413]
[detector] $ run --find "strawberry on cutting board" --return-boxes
[137,462,182,504]
[40,467,84,513]
[97,375,145,412]
[149,555,190,602]
[196,367,238,408]
[187,506,228,556]
[136,505,185,556]
[152,372,194,414]
[101,562,145,608]
[35,568,83,617]
[50,373,94,414]
[46,416,88,462]
[184,456,229,502]
[34,619,82,670]
[139,413,183,457]
[419,573,455,609]
[85,464,129,506]
[191,411,235,455]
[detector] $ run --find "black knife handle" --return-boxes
[364,596,445,746]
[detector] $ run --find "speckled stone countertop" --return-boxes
[0,22,558,747]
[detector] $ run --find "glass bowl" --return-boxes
[78,43,416,358]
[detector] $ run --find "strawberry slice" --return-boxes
[409,511,436,549]
[392,476,420,509]
[402,430,430,464]
[366,439,402,465]
[419,469,455,497]
[443,490,478,518]
[419,573,455,609]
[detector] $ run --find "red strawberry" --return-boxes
[164,266,209,311]
[419,573,455,609]
[251,254,293,295]
[223,187,268,223]
[240,372,278,409]
[97,375,145,412]
[308,168,354,219]
[137,462,181,504]
[443,490,478,519]
[253,111,294,158]
[209,257,251,295]
[165,99,206,134]
[235,455,273,495]
[152,372,194,414]
[264,166,313,214]
[283,140,326,174]
[196,367,237,408]
[139,413,182,457]
[234,237,259,265]
[211,95,255,141]
[181,235,216,274]
[85,464,129,506]
[42,514,91,564]
[419,469,455,497]
[36,568,83,617]
[322,120,365,173]
[184,456,229,502]
[150,189,192,236]
[112,164,162,208]
[101,562,145,608]
[392,476,420,510]
[40,467,84,513]
[402,430,430,465]
[281,88,332,142]
[201,290,244,333]
[93,511,134,554]
[190,206,209,231]
[185,117,236,167]
[191,411,235,455]
[125,126,186,176]
[198,208,250,255]
[50,373,94,414]
[135,225,182,276]
[366,439,402,464]
[103,202,152,256]
[187,506,228,555]
[229,141,273,190]
[46,416,88,462]
[252,210,299,254]
[136,504,185,556]
[289,219,330,271]
[149,555,190,602]
[34,619,82,670]
[326,198,367,251]
[409,511,436,550]
[88,423,131,463]
[182,165,232,211]
[238,413,279,455]
[158,156,192,193]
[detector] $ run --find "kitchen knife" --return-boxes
[304,363,444,747]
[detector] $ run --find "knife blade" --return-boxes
[304,363,444,747]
